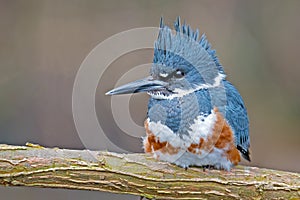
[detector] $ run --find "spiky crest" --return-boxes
[154,17,224,74]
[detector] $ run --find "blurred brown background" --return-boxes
[1,0,300,199]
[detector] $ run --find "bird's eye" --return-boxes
[174,69,185,78]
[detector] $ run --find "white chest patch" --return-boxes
[188,112,217,143]
[144,109,233,170]
[146,110,217,148]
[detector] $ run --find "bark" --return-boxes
[0,144,299,200]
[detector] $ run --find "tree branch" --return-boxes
[0,144,299,199]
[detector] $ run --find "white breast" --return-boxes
[144,109,234,170]
[146,110,217,148]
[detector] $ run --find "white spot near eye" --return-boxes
[148,73,226,100]
[159,73,168,78]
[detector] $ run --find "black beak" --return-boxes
[105,76,167,95]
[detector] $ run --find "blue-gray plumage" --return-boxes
[106,17,250,170]
[223,80,250,160]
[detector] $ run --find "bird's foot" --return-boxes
[202,165,215,172]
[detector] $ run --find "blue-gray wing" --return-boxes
[223,80,250,161]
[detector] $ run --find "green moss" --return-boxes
[253,175,267,181]
[141,193,155,199]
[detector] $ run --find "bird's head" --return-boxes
[106,17,225,99]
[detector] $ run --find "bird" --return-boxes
[106,17,250,170]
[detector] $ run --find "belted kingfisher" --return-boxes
[106,17,250,170]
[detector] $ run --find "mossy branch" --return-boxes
[0,144,299,199]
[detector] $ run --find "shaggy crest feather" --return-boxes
[155,17,224,74]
